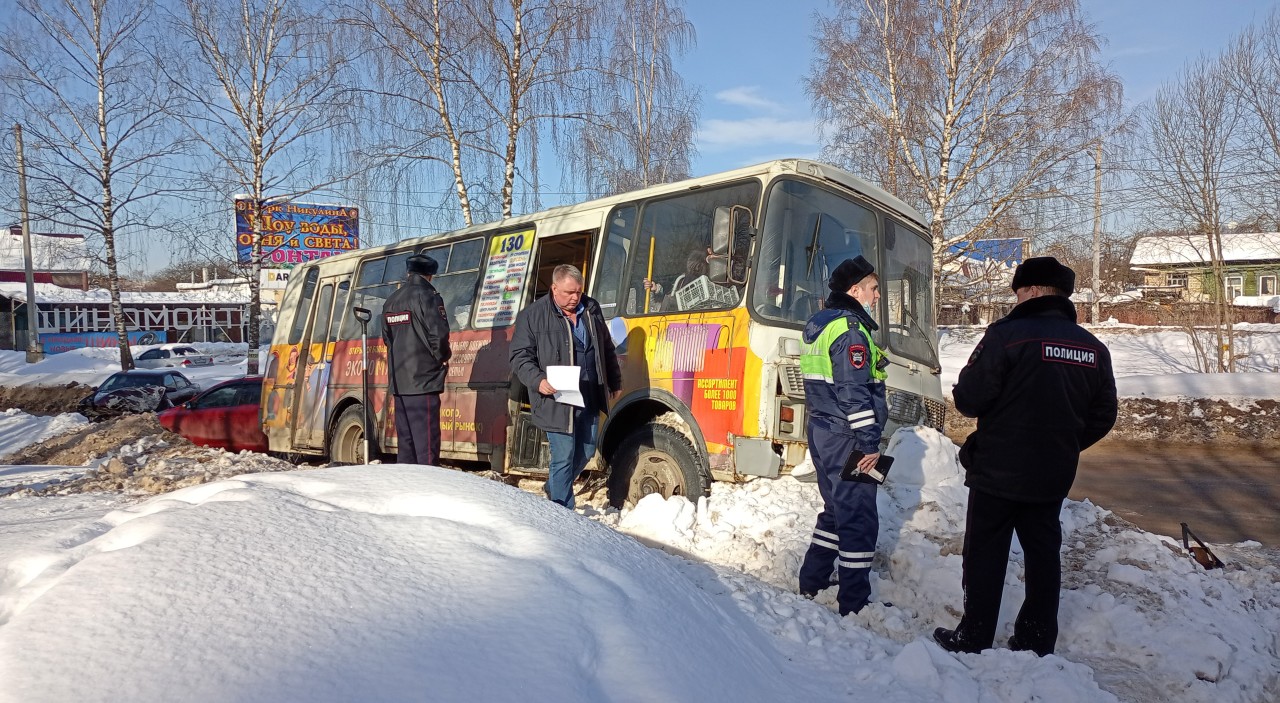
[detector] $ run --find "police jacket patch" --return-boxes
[1041,341,1097,367]
[849,345,866,369]
[385,311,411,325]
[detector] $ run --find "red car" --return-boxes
[158,377,269,453]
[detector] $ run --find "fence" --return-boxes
[939,300,1277,326]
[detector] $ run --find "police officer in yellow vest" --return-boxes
[798,255,888,616]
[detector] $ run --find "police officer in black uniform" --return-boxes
[382,254,451,465]
[934,256,1117,657]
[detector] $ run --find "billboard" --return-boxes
[235,199,359,267]
[41,330,168,354]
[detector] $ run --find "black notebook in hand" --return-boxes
[840,450,895,484]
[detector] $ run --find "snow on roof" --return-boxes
[0,282,249,305]
[1130,232,1280,266]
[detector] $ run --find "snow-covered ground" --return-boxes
[940,324,1280,399]
[0,329,1278,702]
[0,432,1276,702]
[0,343,256,389]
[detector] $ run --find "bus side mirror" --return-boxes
[710,205,754,285]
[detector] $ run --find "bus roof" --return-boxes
[300,159,929,270]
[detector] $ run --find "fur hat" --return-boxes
[407,254,439,277]
[828,255,875,292]
[1011,256,1075,294]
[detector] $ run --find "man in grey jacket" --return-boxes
[510,264,622,508]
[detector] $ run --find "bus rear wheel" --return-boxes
[331,405,368,464]
[607,422,708,509]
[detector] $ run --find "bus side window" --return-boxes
[328,280,351,344]
[423,237,484,330]
[287,268,320,344]
[343,256,396,340]
[623,182,759,315]
[596,205,635,319]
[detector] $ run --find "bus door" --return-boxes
[505,230,595,471]
[290,274,350,450]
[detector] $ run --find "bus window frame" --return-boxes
[592,202,639,319]
[619,179,762,318]
[286,267,321,345]
[418,235,486,332]
[747,175,891,335]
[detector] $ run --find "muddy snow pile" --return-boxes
[0,411,293,499]
[944,396,1280,445]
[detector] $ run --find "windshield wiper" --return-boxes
[903,308,942,374]
[805,214,823,277]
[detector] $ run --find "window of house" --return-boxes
[1225,275,1243,300]
[1260,275,1276,296]
[1166,272,1187,288]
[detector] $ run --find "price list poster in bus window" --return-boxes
[476,229,534,327]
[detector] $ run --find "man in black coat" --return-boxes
[510,264,622,508]
[382,254,452,465]
[934,256,1117,657]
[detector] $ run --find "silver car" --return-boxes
[135,345,215,369]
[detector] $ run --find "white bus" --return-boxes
[263,159,944,506]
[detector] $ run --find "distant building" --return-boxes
[0,225,90,289]
[1130,232,1280,303]
[0,283,249,353]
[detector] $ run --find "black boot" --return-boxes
[1008,634,1051,657]
[933,627,985,654]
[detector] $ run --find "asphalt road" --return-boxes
[1071,442,1280,546]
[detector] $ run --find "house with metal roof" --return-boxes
[1129,231,1280,304]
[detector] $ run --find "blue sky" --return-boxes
[680,0,1280,176]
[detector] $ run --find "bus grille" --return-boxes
[779,362,805,399]
[924,397,946,431]
[886,389,922,426]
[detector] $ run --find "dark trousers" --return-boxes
[394,393,442,465]
[956,488,1064,655]
[798,424,879,615]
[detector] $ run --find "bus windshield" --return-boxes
[752,178,937,367]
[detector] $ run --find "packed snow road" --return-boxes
[1074,442,1280,545]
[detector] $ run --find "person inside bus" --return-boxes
[642,248,709,312]
[382,254,452,466]
[510,264,622,509]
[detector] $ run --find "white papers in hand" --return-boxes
[547,365,585,407]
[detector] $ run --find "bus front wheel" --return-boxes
[607,422,708,509]
[331,405,368,464]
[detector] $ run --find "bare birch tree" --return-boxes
[346,0,599,224]
[459,0,600,218]
[565,0,699,197]
[1224,7,1280,225]
[1135,57,1245,372]
[344,0,482,227]
[167,0,353,374]
[808,0,1122,311]
[0,0,183,370]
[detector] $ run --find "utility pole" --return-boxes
[14,124,43,363]
[1091,142,1103,325]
